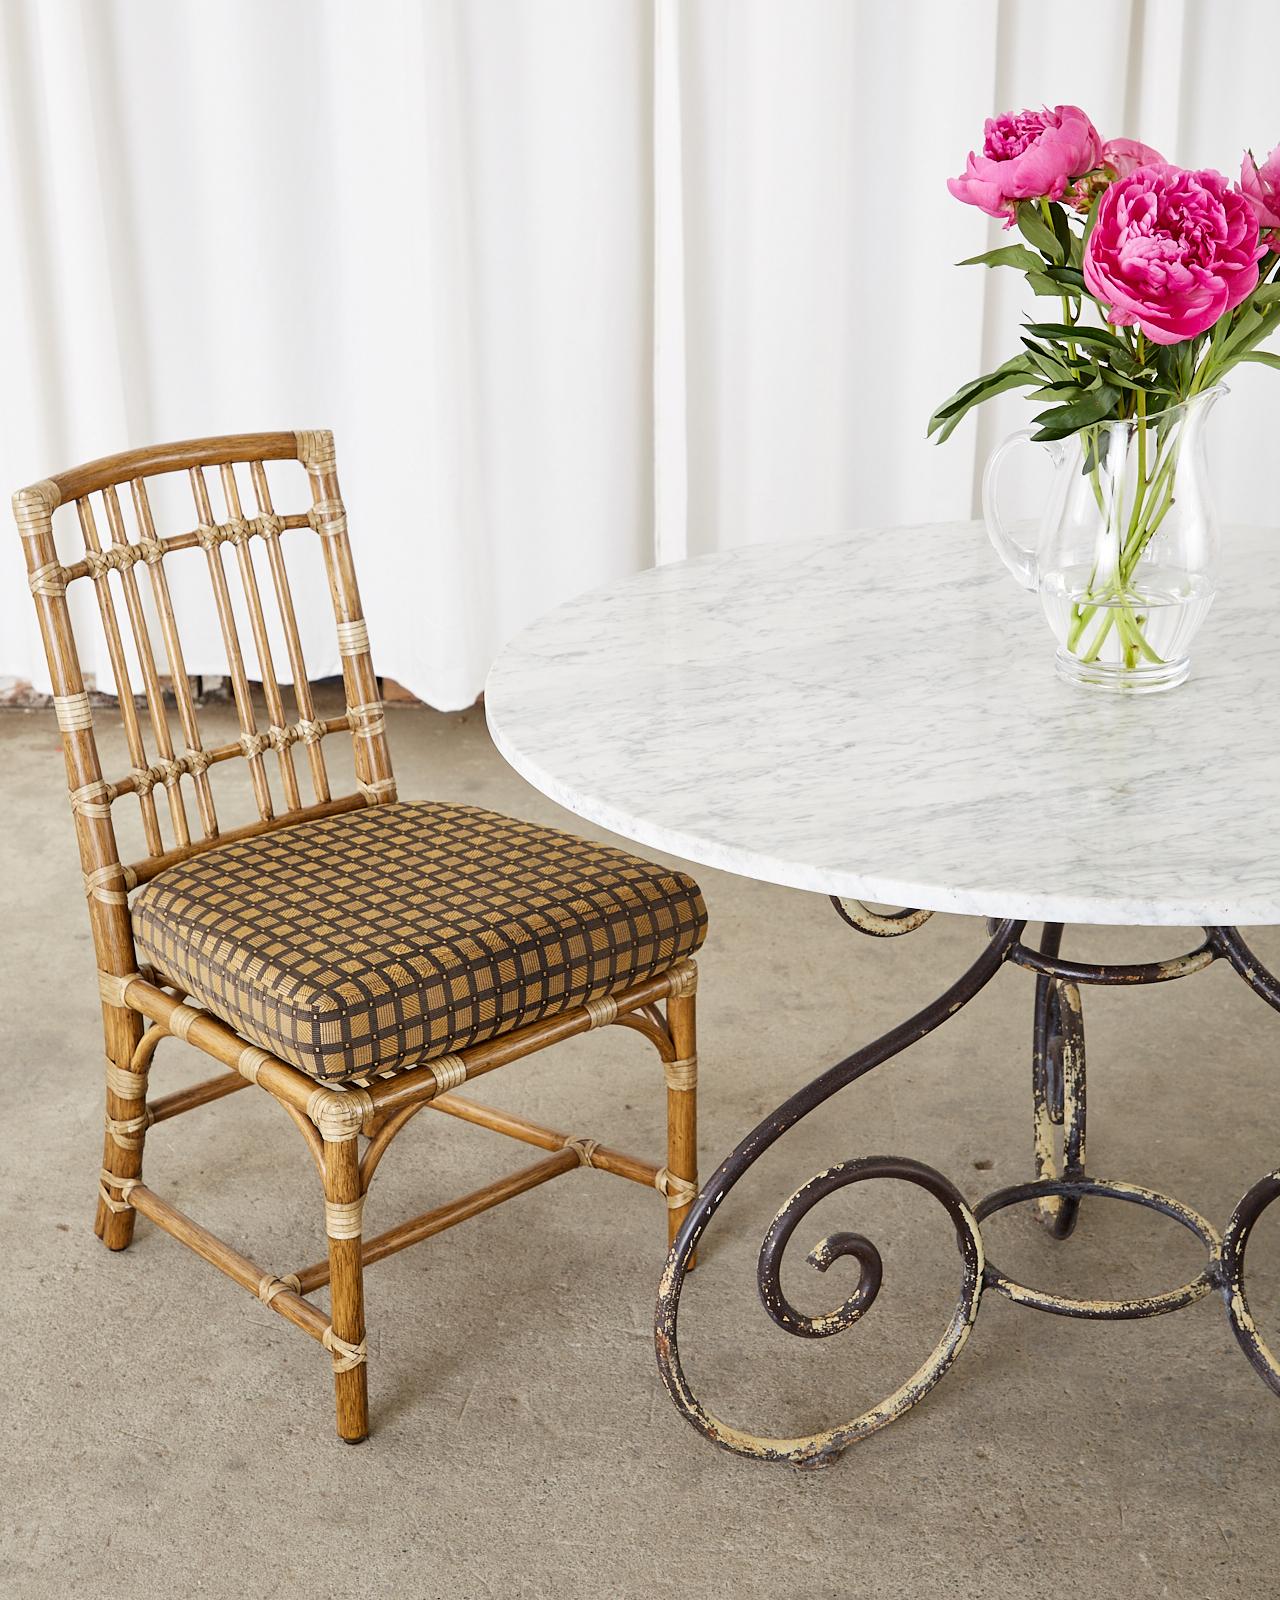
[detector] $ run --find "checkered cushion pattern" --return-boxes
[130,802,706,1082]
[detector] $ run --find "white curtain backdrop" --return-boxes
[2,0,1277,706]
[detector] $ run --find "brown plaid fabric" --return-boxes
[131,802,706,1082]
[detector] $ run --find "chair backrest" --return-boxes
[12,429,397,983]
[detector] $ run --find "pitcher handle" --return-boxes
[982,429,1040,590]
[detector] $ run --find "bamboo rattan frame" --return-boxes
[13,430,699,1443]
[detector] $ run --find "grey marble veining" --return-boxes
[485,522,1280,926]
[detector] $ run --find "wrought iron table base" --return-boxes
[655,909,1280,1467]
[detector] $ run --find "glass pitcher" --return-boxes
[982,386,1224,693]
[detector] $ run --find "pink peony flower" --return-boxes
[1067,138,1164,211]
[1241,144,1280,242]
[1101,138,1165,178]
[1083,165,1263,344]
[948,105,1103,219]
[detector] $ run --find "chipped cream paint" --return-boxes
[1221,1171,1280,1392]
[982,1179,1221,1320]
[656,1183,985,1468]
[831,900,934,938]
[1031,977,1086,1234]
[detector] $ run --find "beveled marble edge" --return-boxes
[486,696,1260,928]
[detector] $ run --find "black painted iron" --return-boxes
[654,912,1280,1466]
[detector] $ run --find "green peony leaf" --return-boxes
[1020,338,1075,379]
[930,372,1039,443]
[1043,265,1086,290]
[1098,366,1160,394]
[1029,383,1121,441]
[1220,301,1280,362]
[956,244,1044,272]
[1023,321,1130,355]
[1029,380,1086,400]
[1049,202,1074,265]
[927,357,1038,442]
[1015,201,1064,265]
[1026,272,1074,298]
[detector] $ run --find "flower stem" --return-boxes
[1039,197,1077,360]
[1068,382,1181,671]
[1124,336,1148,550]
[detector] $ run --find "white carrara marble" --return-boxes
[485,522,1280,927]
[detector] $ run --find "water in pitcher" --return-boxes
[1039,562,1215,670]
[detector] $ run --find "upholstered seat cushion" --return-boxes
[131,802,706,1082]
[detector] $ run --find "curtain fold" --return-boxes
[2,0,1276,705]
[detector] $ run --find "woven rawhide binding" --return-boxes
[98,971,142,1009]
[104,1060,147,1099]
[584,996,618,1028]
[84,865,136,906]
[663,1054,698,1092]
[84,539,164,577]
[13,479,61,533]
[294,429,336,471]
[666,959,698,998]
[165,1003,202,1042]
[562,1136,600,1168]
[98,1169,140,1215]
[335,619,369,657]
[257,1273,302,1307]
[655,1168,698,1210]
[105,1109,151,1151]
[54,692,93,732]
[237,1045,272,1084]
[70,780,118,819]
[128,749,213,794]
[429,1055,467,1095]
[347,701,386,742]
[321,1327,367,1373]
[324,1198,365,1240]
[306,500,348,538]
[28,561,67,595]
[306,1086,375,1142]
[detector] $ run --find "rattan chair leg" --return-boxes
[96,1002,149,1251]
[321,1127,370,1443]
[664,979,699,1257]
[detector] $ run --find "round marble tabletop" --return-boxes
[484,522,1280,927]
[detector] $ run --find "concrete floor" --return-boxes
[4,698,1280,1600]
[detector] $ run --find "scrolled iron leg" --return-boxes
[656,916,1280,1467]
[1221,1172,1280,1395]
[1204,928,1280,1396]
[655,919,1023,1467]
[1031,924,1086,1238]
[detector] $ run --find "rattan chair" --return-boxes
[14,430,704,1442]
